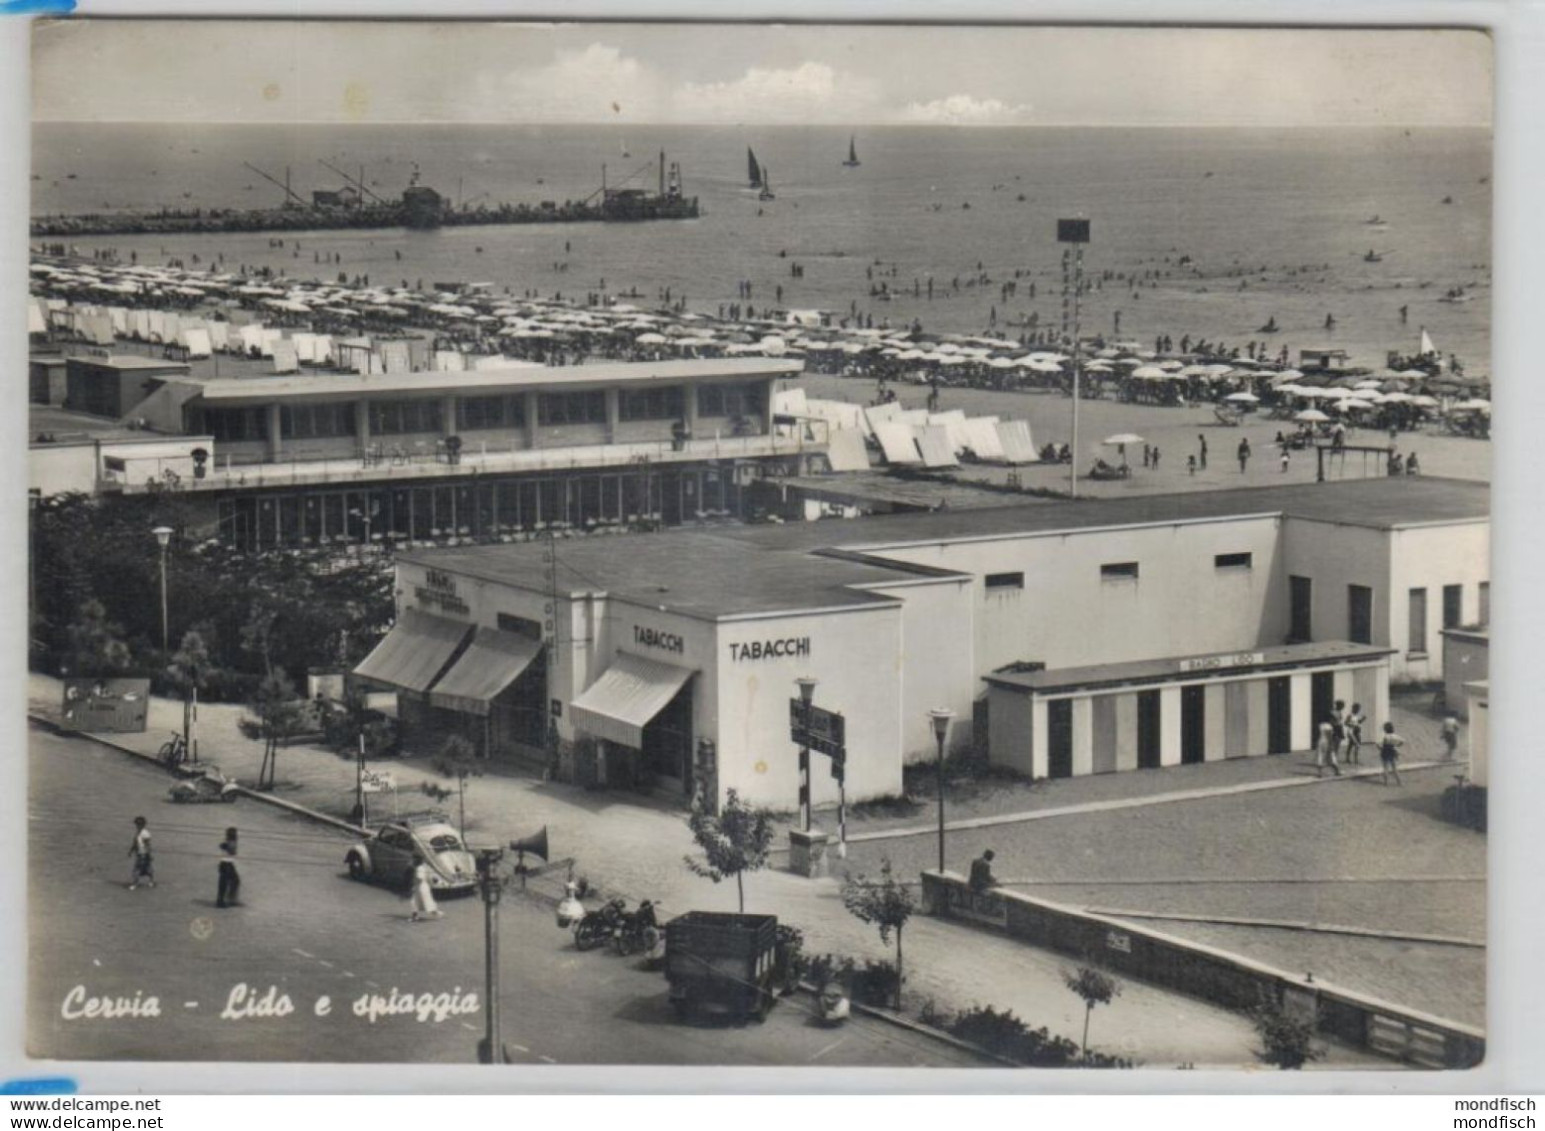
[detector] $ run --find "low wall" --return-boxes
[920,870,1483,1069]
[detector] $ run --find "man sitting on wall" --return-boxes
[969,849,1000,892]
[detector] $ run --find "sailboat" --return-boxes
[843,135,861,168]
[622,139,631,159]
[758,164,775,202]
[747,147,763,190]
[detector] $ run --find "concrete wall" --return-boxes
[1465,681,1488,788]
[715,604,904,810]
[859,576,977,762]
[1388,522,1491,682]
[863,515,1285,679]
[1278,517,1391,650]
[30,437,212,497]
[1442,632,1489,720]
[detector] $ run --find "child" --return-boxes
[1187,454,1197,476]
[1280,448,1291,473]
[1344,702,1366,765]
[1440,714,1460,760]
[1378,722,1405,786]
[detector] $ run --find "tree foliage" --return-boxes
[237,671,309,790]
[61,599,133,677]
[840,857,916,1010]
[683,788,775,913]
[1250,992,1323,1070]
[430,734,482,837]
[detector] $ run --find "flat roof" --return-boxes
[70,355,192,372]
[193,358,802,405]
[985,641,1397,695]
[399,530,960,621]
[399,478,1487,621]
[718,476,1489,546]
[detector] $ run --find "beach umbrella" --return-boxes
[935,342,961,354]
[1083,360,1115,372]
[986,356,1015,369]
[1204,363,1235,375]
[1380,391,1413,403]
[1397,369,1429,378]
[1157,360,1185,371]
[1355,380,1384,390]
[1454,398,1491,412]
[1294,409,1330,423]
[1103,433,1145,445]
[635,332,667,345]
[1339,398,1375,411]
[1224,392,1260,404]
[1179,364,1211,377]
[1411,395,1440,407]
[1131,366,1168,379]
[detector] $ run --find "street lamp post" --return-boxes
[795,677,818,833]
[928,708,955,873]
[152,526,173,654]
[476,847,505,1065]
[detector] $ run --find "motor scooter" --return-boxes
[817,980,850,1026]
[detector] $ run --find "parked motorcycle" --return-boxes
[573,897,627,952]
[169,766,240,804]
[613,899,662,960]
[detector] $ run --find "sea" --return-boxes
[31,123,1494,373]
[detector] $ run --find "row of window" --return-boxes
[187,383,768,443]
[1288,576,1489,650]
[986,552,1255,592]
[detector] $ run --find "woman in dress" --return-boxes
[409,853,442,921]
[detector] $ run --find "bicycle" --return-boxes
[159,731,188,768]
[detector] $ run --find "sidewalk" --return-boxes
[28,672,1394,1069]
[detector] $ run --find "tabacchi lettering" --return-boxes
[634,625,685,653]
[730,637,811,662]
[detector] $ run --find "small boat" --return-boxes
[65,173,77,180]
[747,147,763,190]
[758,164,775,202]
[1364,215,1387,226]
[622,139,631,159]
[1257,317,1279,333]
[842,135,860,168]
[1364,249,1383,263]
[1441,195,1454,204]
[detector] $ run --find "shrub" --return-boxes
[1250,992,1323,1070]
[947,1004,1132,1068]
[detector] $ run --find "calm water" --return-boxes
[32,123,1493,371]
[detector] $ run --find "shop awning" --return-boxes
[428,628,543,717]
[352,609,472,694]
[570,651,695,748]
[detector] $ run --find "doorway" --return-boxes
[1047,699,1073,779]
[1180,685,1206,764]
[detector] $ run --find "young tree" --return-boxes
[1250,992,1323,1070]
[238,671,307,790]
[840,857,916,1011]
[429,733,482,839]
[683,788,775,913]
[165,627,216,749]
[1063,965,1122,1060]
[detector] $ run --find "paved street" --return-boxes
[28,726,988,1067]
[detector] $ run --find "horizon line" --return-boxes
[32,118,1494,130]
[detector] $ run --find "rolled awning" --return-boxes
[429,628,543,717]
[570,651,695,749]
[352,609,472,694]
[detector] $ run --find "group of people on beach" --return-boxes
[1313,701,1457,787]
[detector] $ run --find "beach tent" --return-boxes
[873,421,924,466]
[108,308,130,336]
[927,410,972,453]
[434,350,466,372]
[291,333,319,363]
[960,416,1005,461]
[379,340,413,374]
[239,324,266,355]
[27,298,46,335]
[897,409,931,428]
[915,425,959,469]
[824,428,872,473]
[863,401,904,430]
[995,420,1039,464]
[182,329,213,359]
[311,335,334,365]
[271,341,300,375]
[772,388,809,418]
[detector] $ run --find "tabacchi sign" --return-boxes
[634,625,685,654]
[729,637,811,662]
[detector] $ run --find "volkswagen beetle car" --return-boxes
[344,815,477,896]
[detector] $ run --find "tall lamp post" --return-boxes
[928,708,955,873]
[152,525,173,654]
[795,677,819,833]
[1058,218,1091,498]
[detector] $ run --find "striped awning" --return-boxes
[570,652,695,749]
[428,628,543,717]
[352,609,472,694]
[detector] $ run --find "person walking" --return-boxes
[1440,713,1461,761]
[1237,437,1251,473]
[1151,446,1161,470]
[216,828,241,908]
[1344,703,1367,766]
[128,816,155,890]
[1315,715,1342,778]
[1280,446,1291,473]
[409,853,443,922]
[1198,435,1208,470]
[1377,722,1406,786]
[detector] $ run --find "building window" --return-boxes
[1408,588,1428,654]
[698,383,765,419]
[1214,552,1253,570]
[456,394,526,432]
[369,398,443,435]
[985,572,1024,591]
[497,612,543,641]
[280,403,356,440]
[1479,581,1490,625]
[1101,562,1139,581]
[1442,584,1463,630]
[1348,584,1373,645]
[537,391,606,426]
[619,386,684,422]
[189,406,269,442]
[1289,575,1312,642]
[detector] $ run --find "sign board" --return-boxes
[1105,929,1132,954]
[1057,218,1091,244]
[360,770,396,794]
[1177,651,1264,674]
[789,700,846,758]
[61,679,151,733]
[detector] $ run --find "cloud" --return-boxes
[675,62,881,124]
[897,94,1034,126]
[476,42,668,122]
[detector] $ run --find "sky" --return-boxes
[32,21,1492,128]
